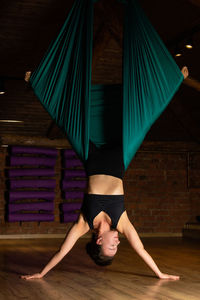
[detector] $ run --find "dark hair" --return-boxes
[86,233,114,266]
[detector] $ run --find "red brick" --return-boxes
[0,141,199,234]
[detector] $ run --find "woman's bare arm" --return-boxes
[20,214,89,280]
[118,212,179,280]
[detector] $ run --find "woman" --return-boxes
[20,172,179,280]
[20,66,189,281]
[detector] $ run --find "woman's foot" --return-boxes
[24,71,32,82]
[181,66,189,79]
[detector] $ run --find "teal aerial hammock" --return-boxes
[30,0,184,171]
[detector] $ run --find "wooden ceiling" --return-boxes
[0,0,200,142]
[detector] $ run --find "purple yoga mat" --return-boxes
[63,213,79,223]
[8,169,55,177]
[10,156,57,167]
[10,179,56,189]
[62,180,86,190]
[9,191,55,201]
[63,159,83,168]
[61,202,82,212]
[8,213,54,222]
[64,191,84,199]
[63,169,86,178]
[11,146,58,156]
[8,202,54,213]
[63,149,76,157]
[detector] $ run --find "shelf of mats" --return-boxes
[6,146,58,222]
[60,149,86,223]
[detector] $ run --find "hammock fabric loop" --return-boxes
[30,0,184,171]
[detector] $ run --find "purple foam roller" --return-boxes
[10,179,56,189]
[63,159,83,168]
[63,149,76,157]
[61,202,82,212]
[8,169,55,177]
[64,169,86,178]
[10,156,57,167]
[63,213,79,223]
[62,180,86,190]
[9,191,55,201]
[11,146,58,156]
[64,191,84,199]
[8,213,54,222]
[8,202,54,213]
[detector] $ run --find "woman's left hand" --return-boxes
[158,272,180,280]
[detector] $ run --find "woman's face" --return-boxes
[96,230,120,257]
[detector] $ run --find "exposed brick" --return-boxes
[0,141,200,234]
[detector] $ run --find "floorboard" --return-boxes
[0,237,199,300]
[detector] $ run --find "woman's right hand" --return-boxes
[158,272,180,280]
[20,273,43,280]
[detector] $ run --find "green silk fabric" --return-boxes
[30,0,184,171]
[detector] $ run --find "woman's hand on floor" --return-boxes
[20,273,43,280]
[158,272,180,280]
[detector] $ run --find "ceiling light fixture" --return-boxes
[0,78,5,94]
[0,120,24,123]
[175,52,182,57]
[185,37,193,49]
[174,46,182,57]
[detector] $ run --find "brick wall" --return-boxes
[0,137,200,236]
[124,151,189,233]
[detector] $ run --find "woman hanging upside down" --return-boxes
[20,152,179,280]
[20,65,188,281]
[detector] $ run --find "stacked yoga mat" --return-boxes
[7,146,58,222]
[60,149,86,223]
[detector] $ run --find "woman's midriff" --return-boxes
[87,174,124,195]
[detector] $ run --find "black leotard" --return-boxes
[84,140,125,180]
[81,193,125,229]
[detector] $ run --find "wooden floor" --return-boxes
[0,237,199,300]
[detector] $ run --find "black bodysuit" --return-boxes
[84,140,125,180]
[82,140,126,229]
[81,193,125,229]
